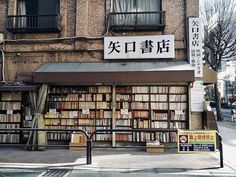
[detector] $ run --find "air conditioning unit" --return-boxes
[0,33,4,43]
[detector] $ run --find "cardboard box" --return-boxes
[146,143,164,153]
[69,133,86,150]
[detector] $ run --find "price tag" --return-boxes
[7,110,13,115]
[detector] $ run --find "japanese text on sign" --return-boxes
[189,17,203,77]
[178,130,217,153]
[104,35,175,59]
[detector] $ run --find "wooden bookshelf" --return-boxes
[0,92,22,143]
[44,85,189,144]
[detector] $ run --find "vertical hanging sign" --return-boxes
[189,17,203,77]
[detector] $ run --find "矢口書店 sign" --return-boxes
[178,130,217,153]
[104,35,175,59]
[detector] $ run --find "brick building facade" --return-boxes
[0,0,203,146]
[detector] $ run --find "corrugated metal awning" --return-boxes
[34,61,195,84]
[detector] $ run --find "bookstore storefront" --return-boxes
[34,61,195,145]
[0,85,38,144]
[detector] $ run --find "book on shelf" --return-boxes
[150,94,167,102]
[78,119,94,126]
[0,124,20,128]
[132,111,149,118]
[133,119,149,128]
[169,95,187,102]
[116,133,132,141]
[44,119,60,125]
[133,94,149,101]
[151,112,168,120]
[116,119,131,126]
[0,102,21,110]
[169,86,187,94]
[132,86,149,93]
[96,102,110,109]
[116,102,130,109]
[170,122,186,129]
[61,119,78,126]
[79,102,95,109]
[169,103,187,110]
[131,102,149,109]
[1,92,22,101]
[0,134,20,143]
[150,103,168,110]
[97,86,111,93]
[150,86,168,93]
[133,132,151,142]
[151,121,168,128]
[96,119,111,126]
[116,110,132,119]
[116,86,132,94]
[116,94,132,101]
[0,114,21,122]
[170,110,187,121]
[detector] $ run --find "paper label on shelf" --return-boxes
[82,109,90,115]
[7,110,13,115]
[121,109,129,115]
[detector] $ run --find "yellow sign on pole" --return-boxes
[178,130,217,153]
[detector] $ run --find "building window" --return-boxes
[110,0,164,31]
[7,0,61,32]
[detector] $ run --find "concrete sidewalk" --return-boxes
[0,147,236,176]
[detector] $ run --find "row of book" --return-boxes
[150,86,168,93]
[0,92,22,101]
[116,119,131,126]
[133,119,149,128]
[0,114,21,122]
[0,134,20,143]
[0,102,21,110]
[169,95,187,102]
[132,86,149,93]
[116,133,132,141]
[170,122,186,129]
[50,86,104,94]
[169,103,187,110]
[47,132,71,141]
[116,102,130,109]
[49,86,187,94]
[96,119,111,126]
[116,94,132,101]
[169,86,187,94]
[151,103,168,110]
[151,112,168,120]
[131,102,149,109]
[133,132,177,143]
[115,111,132,119]
[151,122,168,128]
[0,124,20,128]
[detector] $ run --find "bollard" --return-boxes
[86,139,92,164]
[218,135,224,168]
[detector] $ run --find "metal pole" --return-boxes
[86,139,92,164]
[218,135,224,168]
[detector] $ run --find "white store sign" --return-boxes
[189,17,203,77]
[104,35,175,59]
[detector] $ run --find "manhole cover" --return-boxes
[41,169,71,177]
